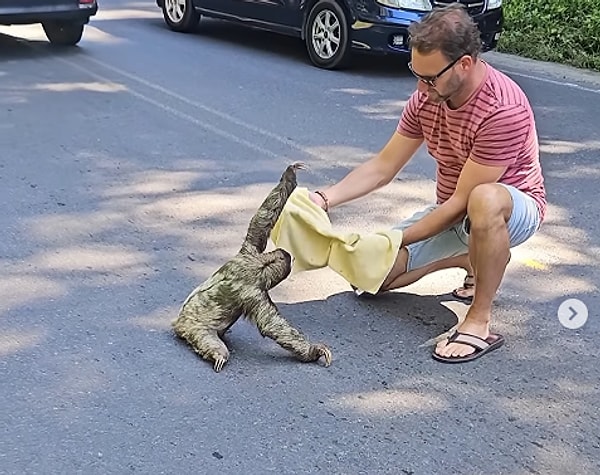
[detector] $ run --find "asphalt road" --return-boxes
[1,1,599,474]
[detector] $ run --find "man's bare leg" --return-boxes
[453,252,512,300]
[381,249,472,291]
[452,257,475,299]
[435,184,513,358]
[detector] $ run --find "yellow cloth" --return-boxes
[270,187,403,294]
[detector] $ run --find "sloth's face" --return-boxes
[263,249,293,289]
[277,249,292,269]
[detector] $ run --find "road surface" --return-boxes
[1,2,598,473]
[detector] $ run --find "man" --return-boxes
[310,4,546,363]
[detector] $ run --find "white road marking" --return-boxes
[501,69,600,95]
[60,56,285,159]
[81,55,324,161]
[48,53,336,183]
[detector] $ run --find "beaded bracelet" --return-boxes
[314,190,330,212]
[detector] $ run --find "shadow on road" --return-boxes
[0,13,598,473]
[0,32,85,61]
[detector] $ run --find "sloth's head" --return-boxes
[262,249,293,290]
[277,248,293,267]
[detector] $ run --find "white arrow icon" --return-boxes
[558,298,588,329]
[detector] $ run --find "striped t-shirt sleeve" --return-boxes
[470,104,531,167]
[397,91,424,139]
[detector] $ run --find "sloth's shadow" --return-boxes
[204,290,465,371]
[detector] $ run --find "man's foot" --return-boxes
[451,252,512,303]
[451,274,474,302]
[433,319,504,363]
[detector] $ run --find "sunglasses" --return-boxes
[408,55,463,87]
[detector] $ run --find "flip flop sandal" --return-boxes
[451,275,474,303]
[432,330,505,363]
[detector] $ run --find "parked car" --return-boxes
[156,0,502,69]
[0,0,98,46]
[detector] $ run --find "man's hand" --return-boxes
[309,191,328,211]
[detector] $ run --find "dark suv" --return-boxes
[157,0,502,69]
[0,0,98,46]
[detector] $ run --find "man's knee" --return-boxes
[467,184,512,229]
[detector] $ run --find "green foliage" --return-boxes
[497,0,600,71]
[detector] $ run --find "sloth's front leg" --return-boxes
[244,292,332,367]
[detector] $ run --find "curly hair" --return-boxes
[408,3,482,61]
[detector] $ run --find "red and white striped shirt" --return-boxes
[397,62,547,222]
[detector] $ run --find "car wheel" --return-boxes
[42,22,84,46]
[305,0,351,70]
[162,0,200,33]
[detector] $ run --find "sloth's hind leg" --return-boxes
[244,292,332,366]
[202,331,230,372]
[173,320,231,372]
[193,330,230,372]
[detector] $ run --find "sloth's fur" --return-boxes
[173,162,332,372]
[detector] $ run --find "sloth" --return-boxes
[173,162,332,372]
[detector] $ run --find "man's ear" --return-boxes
[459,55,475,72]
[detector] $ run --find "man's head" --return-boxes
[407,4,482,104]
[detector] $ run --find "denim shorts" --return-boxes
[393,184,542,272]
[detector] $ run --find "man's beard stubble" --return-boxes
[426,89,450,104]
[426,75,463,104]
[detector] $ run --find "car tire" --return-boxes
[162,0,200,33]
[305,0,351,70]
[42,22,84,46]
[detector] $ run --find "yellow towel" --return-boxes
[270,187,403,294]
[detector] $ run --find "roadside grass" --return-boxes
[497,0,600,71]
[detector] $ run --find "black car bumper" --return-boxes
[349,6,503,55]
[0,3,98,26]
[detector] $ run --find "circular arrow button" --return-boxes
[558,298,588,329]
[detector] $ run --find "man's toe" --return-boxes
[456,344,475,357]
[435,341,448,355]
[440,342,475,358]
[436,343,453,357]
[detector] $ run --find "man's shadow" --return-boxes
[317,289,465,346]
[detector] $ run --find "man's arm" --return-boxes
[311,131,423,210]
[400,159,508,246]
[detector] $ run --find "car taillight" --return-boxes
[79,0,95,4]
